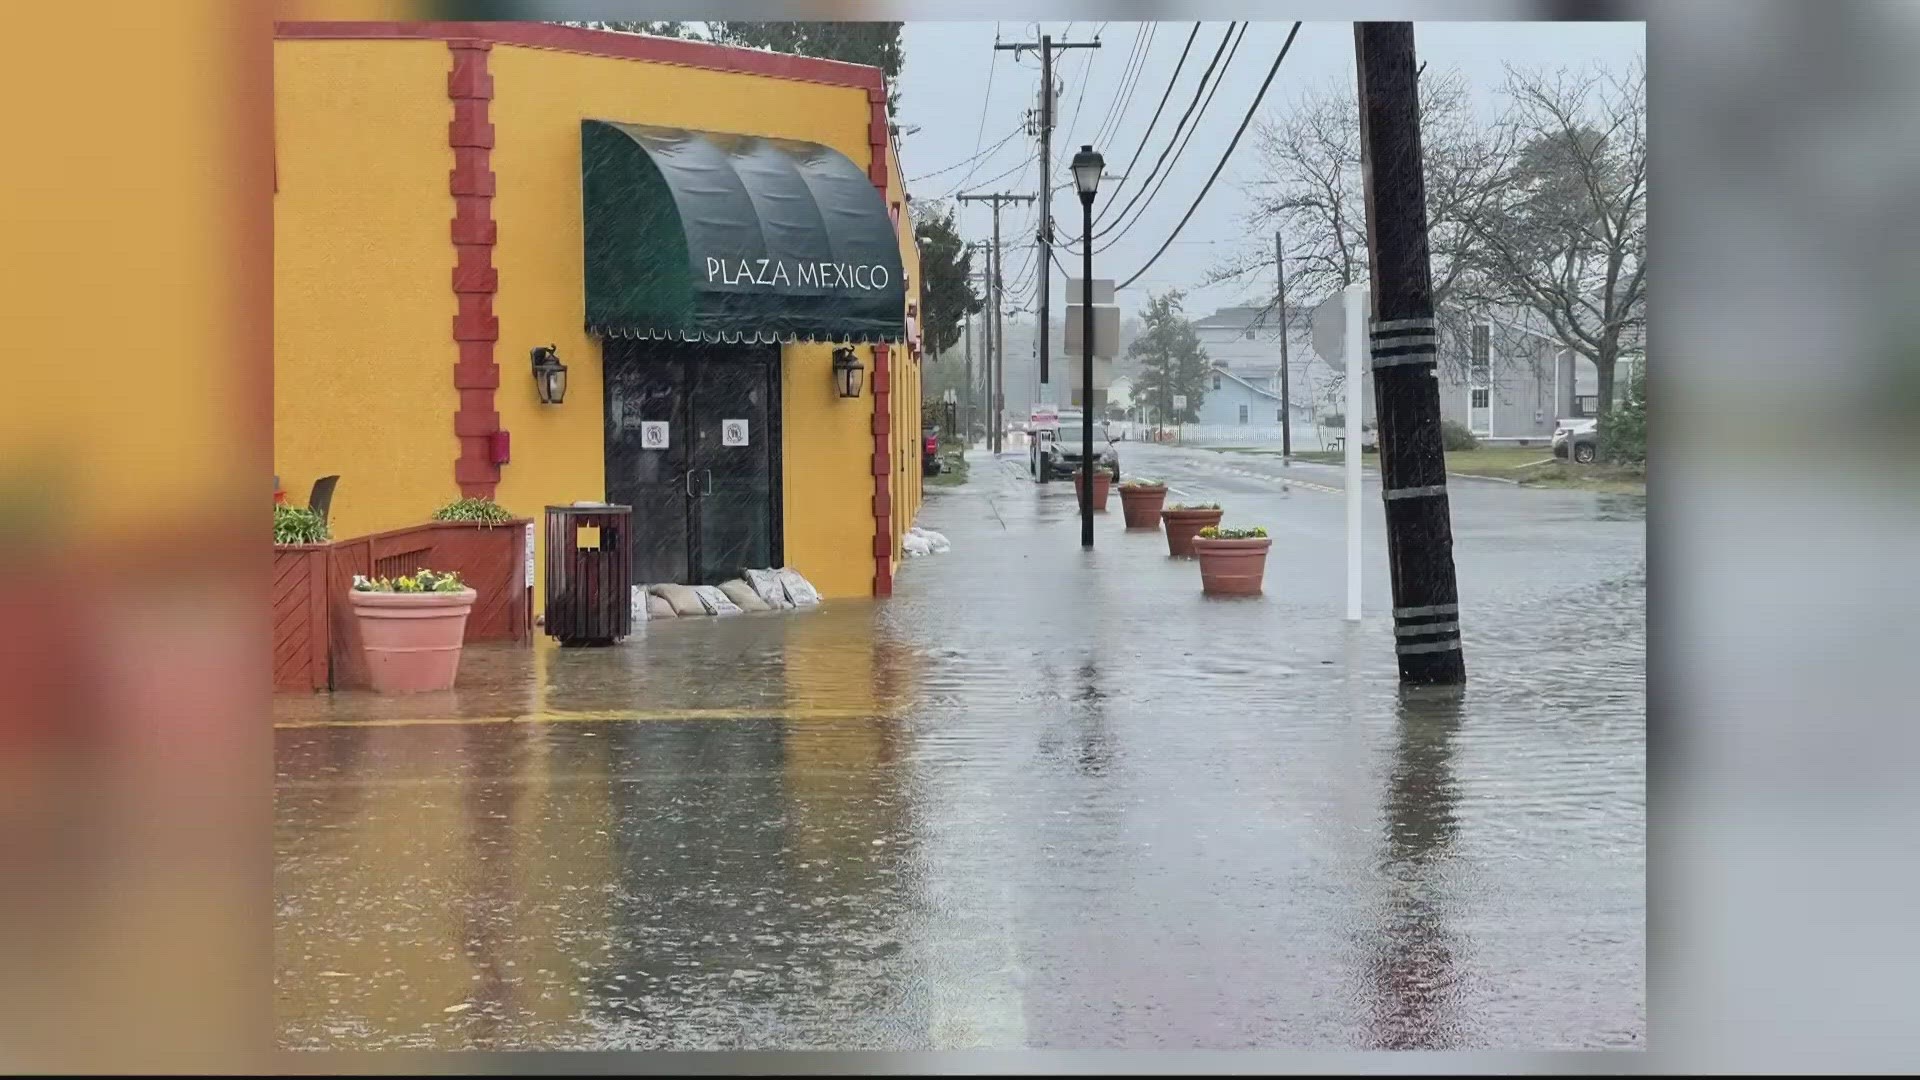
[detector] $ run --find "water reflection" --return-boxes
[456,723,521,1047]
[1364,685,1465,1050]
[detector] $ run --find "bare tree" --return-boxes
[1210,69,1516,386]
[1469,60,1646,415]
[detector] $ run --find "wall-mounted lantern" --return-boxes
[531,345,568,405]
[831,346,864,399]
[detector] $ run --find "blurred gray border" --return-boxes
[310,0,1920,1072]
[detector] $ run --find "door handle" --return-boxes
[684,470,696,498]
[704,469,714,497]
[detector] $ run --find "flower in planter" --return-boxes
[1118,477,1165,490]
[1165,502,1220,512]
[352,568,468,593]
[1197,525,1268,540]
[432,496,514,526]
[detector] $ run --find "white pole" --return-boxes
[1344,283,1364,623]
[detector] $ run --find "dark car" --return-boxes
[1041,420,1119,480]
[922,428,941,475]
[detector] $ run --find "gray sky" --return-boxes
[895,21,1644,319]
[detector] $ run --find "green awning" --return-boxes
[581,120,907,345]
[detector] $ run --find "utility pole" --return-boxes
[1355,22,1466,685]
[962,309,974,448]
[996,32,1099,398]
[1276,231,1293,463]
[958,192,1033,455]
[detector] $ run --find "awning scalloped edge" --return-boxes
[586,323,902,346]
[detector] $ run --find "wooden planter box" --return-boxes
[273,544,332,692]
[325,519,532,691]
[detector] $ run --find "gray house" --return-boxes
[1191,302,1639,445]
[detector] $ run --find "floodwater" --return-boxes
[275,442,1644,1051]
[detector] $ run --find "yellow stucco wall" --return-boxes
[275,35,920,601]
[273,40,459,541]
[485,44,893,602]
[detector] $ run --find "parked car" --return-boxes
[922,427,941,475]
[1037,417,1119,481]
[1552,418,1600,464]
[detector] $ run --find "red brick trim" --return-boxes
[866,83,895,598]
[447,39,500,498]
[274,22,886,94]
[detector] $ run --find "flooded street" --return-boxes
[276,442,1644,1051]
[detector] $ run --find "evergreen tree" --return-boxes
[1127,291,1211,424]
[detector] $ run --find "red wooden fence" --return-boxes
[272,545,331,691]
[272,519,532,693]
[325,519,532,691]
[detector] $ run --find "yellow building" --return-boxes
[274,22,924,602]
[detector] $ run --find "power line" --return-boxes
[1089,24,1155,155]
[1116,22,1303,292]
[1080,22,1233,245]
[948,22,1005,196]
[912,124,1025,184]
[1088,22,1247,256]
[1085,23,1203,228]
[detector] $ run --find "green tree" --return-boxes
[1127,290,1211,424]
[912,200,981,360]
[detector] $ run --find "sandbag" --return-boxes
[718,579,771,612]
[649,583,707,617]
[744,568,794,609]
[630,585,651,623]
[774,567,821,607]
[692,585,743,616]
[645,594,676,620]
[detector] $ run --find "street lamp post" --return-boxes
[1071,145,1104,550]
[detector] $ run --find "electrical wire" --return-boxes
[1084,23,1203,228]
[1115,22,1303,293]
[947,23,1005,197]
[1088,23,1154,156]
[1086,22,1247,255]
[912,124,1025,184]
[1082,22,1228,245]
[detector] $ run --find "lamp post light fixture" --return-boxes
[531,345,568,405]
[1071,144,1104,550]
[831,346,865,399]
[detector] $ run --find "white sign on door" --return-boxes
[722,419,749,447]
[641,421,669,449]
[524,521,535,587]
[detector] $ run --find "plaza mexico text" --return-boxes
[704,255,893,291]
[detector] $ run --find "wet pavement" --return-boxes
[276,441,1645,1051]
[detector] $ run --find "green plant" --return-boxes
[432,496,513,526]
[1167,502,1219,511]
[1600,362,1646,466]
[352,569,468,594]
[1198,525,1267,540]
[274,504,329,545]
[1440,419,1480,451]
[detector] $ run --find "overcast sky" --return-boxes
[895,20,1644,320]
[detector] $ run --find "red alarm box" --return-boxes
[489,430,511,465]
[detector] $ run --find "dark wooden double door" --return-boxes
[603,341,782,586]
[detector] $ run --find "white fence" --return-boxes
[1109,421,1334,449]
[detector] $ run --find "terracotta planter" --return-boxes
[1193,536,1271,596]
[1161,507,1224,557]
[1073,469,1112,511]
[1117,484,1168,529]
[347,588,476,693]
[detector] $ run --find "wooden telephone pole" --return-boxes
[959,192,1034,454]
[1355,22,1465,684]
[995,31,1099,394]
